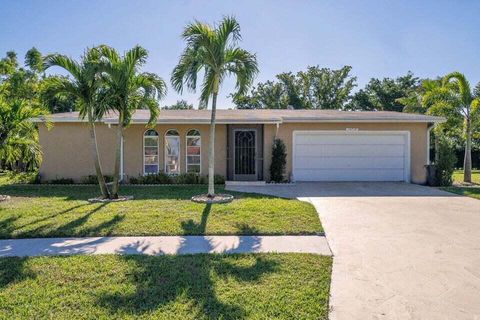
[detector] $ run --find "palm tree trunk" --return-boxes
[88,122,110,198]
[207,92,218,197]
[112,114,123,198]
[464,118,472,183]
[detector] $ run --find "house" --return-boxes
[34,109,444,184]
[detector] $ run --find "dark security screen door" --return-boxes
[234,130,256,180]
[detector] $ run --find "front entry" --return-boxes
[234,129,257,181]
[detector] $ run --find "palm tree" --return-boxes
[171,16,258,196]
[44,48,111,198]
[96,45,167,198]
[441,72,480,183]
[0,98,46,171]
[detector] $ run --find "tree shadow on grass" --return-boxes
[15,203,125,238]
[0,256,35,289]
[96,202,275,318]
[96,254,278,319]
[180,203,211,234]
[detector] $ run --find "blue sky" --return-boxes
[1,0,479,108]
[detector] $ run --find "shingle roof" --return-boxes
[35,109,445,123]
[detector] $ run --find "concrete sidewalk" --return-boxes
[0,235,331,257]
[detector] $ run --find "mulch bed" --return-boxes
[191,194,234,204]
[87,195,134,203]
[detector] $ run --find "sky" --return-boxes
[1,0,479,109]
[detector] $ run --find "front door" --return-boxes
[234,130,257,181]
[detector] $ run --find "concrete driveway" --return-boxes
[227,182,480,320]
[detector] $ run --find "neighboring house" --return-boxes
[33,109,444,184]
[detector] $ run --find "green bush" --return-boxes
[269,138,287,182]
[434,136,456,186]
[48,177,75,185]
[129,173,172,184]
[128,173,224,185]
[213,174,225,185]
[81,175,114,184]
[175,173,202,184]
[6,171,40,184]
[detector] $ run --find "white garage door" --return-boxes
[293,131,410,182]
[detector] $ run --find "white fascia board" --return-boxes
[282,118,446,123]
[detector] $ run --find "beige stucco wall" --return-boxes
[38,122,116,181]
[38,121,429,184]
[263,122,429,184]
[38,122,227,182]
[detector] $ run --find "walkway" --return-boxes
[0,235,331,257]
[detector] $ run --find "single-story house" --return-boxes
[34,109,444,184]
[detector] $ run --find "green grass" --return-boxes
[443,170,480,200]
[441,186,480,200]
[452,169,480,184]
[0,253,332,320]
[0,184,322,238]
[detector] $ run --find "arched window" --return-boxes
[186,129,201,173]
[165,129,180,174]
[144,129,159,174]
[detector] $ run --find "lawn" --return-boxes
[442,169,480,200]
[441,186,480,200]
[0,184,322,238]
[452,169,480,185]
[0,253,331,320]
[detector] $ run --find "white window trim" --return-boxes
[143,129,159,175]
[164,129,181,174]
[185,129,202,174]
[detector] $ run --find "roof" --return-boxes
[33,109,445,124]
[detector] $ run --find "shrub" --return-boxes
[174,173,202,184]
[434,135,456,186]
[270,138,287,182]
[129,173,172,184]
[49,177,75,184]
[213,174,225,185]
[128,173,224,185]
[6,171,40,184]
[81,175,113,184]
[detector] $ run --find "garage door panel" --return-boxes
[293,131,409,182]
[295,133,406,145]
[294,168,405,181]
[295,144,405,157]
[294,156,405,169]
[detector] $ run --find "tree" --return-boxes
[0,49,47,171]
[44,48,111,198]
[348,72,419,111]
[162,99,193,110]
[171,16,258,197]
[233,66,356,109]
[440,72,479,182]
[96,45,167,198]
[0,98,46,171]
[25,47,44,74]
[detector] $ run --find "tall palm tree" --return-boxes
[44,48,111,197]
[441,72,480,183]
[171,16,258,196]
[96,45,167,198]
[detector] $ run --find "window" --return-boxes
[165,129,180,174]
[186,129,201,173]
[144,129,159,174]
